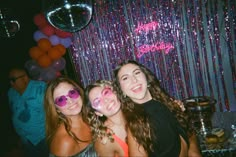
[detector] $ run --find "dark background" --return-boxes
[0,1,42,155]
[0,0,42,92]
[0,2,77,155]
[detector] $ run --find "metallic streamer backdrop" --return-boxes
[70,0,236,111]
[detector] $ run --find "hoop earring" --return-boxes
[95,111,103,117]
[123,93,126,98]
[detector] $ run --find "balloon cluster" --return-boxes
[33,13,73,47]
[25,12,73,81]
[29,38,66,68]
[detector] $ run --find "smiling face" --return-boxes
[53,82,83,116]
[88,85,121,117]
[117,63,152,104]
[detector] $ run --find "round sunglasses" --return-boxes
[91,87,113,109]
[54,89,80,107]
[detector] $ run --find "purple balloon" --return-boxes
[49,35,60,45]
[40,67,57,81]
[33,30,48,42]
[24,60,41,79]
[52,57,66,71]
[60,37,72,48]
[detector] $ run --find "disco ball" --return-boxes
[43,0,93,33]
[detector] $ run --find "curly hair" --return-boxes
[113,60,194,154]
[84,79,152,150]
[84,80,115,143]
[44,76,89,145]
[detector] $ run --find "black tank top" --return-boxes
[142,99,189,157]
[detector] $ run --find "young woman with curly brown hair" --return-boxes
[84,80,128,157]
[113,60,202,157]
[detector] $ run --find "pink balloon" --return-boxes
[55,29,72,38]
[33,13,48,28]
[41,25,55,36]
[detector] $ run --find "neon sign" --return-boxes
[134,21,174,58]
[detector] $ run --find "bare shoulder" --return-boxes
[95,136,114,149]
[94,136,117,156]
[50,126,79,156]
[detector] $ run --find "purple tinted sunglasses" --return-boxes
[54,89,80,107]
[91,87,113,109]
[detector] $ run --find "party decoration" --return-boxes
[42,0,93,32]
[24,60,41,79]
[30,11,73,63]
[28,41,66,69]
[25,12,71,83]
[33,30,48,41]
[49,35,60,45]
[54,44,66,55]
[37,38,52,52]
[39,67,57,81]
[33,13,48,28]
[24,58,65,82]
[37,54,52,68]
[60,37,72,48]
[30,10,73,62]
[56,71,62,77]
[48,47,62,60]
[55,28,72,38]
[0,8,20,38]
[52,57,66,71]
[29,46,45,60]
[70,0,236,111]
[41,24,55,36]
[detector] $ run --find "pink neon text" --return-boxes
[134,21,174,58]
[134,22,159,34]
[136,42,174,58]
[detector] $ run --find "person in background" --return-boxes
[84,80,128,157]
[7,67,49,157]
[113,60,202,157]
[44,76,97,157]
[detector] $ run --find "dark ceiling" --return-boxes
[0,1,42,91]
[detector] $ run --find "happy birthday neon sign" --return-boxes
[134,21,174,58]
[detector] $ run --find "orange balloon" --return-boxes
[37,38,52,52]
[48,47,62,60]
[37,54,52,68]
[54,44,66,56]
[29,46,45,60]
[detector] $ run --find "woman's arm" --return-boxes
[127,128,148,157]
[188,133,203,157]
[174,99,202,156]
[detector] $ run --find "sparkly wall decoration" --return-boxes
[70,0,236,111]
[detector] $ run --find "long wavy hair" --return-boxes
[84,80,115,143]
[84,80,151,150]
[44,76,89,145]
[113,60,193,154]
